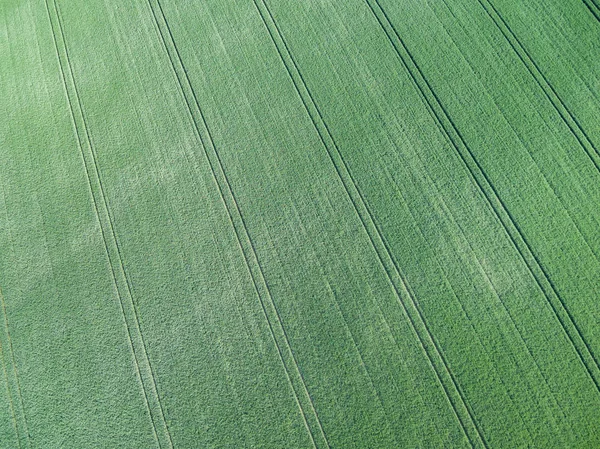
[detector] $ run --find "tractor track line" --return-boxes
[143,1,329,447]
[366,0,600,396]
[44,2,173,447]
[251,0,487,447]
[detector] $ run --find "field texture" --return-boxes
[1,0,600,447]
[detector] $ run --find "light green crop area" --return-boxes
[1,0,599,447]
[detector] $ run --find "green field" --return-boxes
[1,0,600,447]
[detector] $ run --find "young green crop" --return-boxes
[1,0,599,447]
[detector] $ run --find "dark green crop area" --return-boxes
[2,0,600,447]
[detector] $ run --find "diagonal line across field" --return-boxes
[478,0,600,177]
[436,0,600,268]
[0,340,20,449]
[472,0,600,269]
[365,0,600,396]
[4,0,600,446]
[583,0,600,22]
[250,0,487,448]
[43,1,173,448]
[142,0,330,447]
[0,286,30,449]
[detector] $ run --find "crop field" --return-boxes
[1,0,600,447]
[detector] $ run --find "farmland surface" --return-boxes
[1,0,599,447]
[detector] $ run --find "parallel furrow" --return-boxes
[142,1,329,448]
[583,0,600,22]
[479,0,600,173]
[44,1,173,448]
[252,0,487,448]
[367,0,600,395]
[0,286,29,449]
